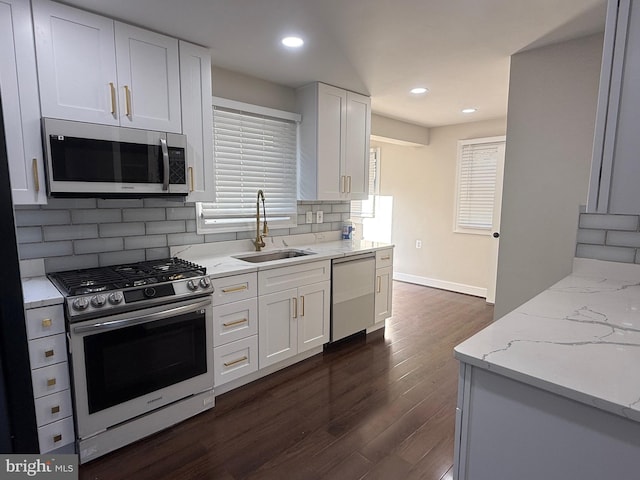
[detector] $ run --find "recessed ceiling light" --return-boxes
[410,87,429,94]
[462,108,477,114]
[282,36,304,48]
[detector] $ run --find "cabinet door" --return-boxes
[32,0,119,125]
[258,288,297,368]
[297,281,330,353]
[375,266,393,324]
[179,40,213,201]
[0,0,46,204]
[115,22,181,133]
[345,91,371,200]
[316,83,346,200]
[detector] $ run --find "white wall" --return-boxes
[494,34,603,319]
[375,118,506,296]
[211,66,296,111]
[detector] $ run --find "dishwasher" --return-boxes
[331,252,376,341]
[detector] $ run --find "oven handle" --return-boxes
[72,298,211,334]
[160,137,169,191]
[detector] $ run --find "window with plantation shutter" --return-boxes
[455,137,505,234]
[196,98,300,234]
[351,147,379,218]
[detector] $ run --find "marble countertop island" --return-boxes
[455,257,640,423]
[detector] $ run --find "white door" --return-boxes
[32,0,118,125]
[375,266,393,324]
[316,83,346,200]
[258,289,297,368]
[297,281,330,353]
[179,41,213,202]
[115,22,181,133]
[345,91,371,200]
[0,0,46,205]
[486,140,506,304]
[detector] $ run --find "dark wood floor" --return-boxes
[79,282,494,480]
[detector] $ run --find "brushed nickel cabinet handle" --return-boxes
[189,166,195,192]
[377,276,381,294]
[41,318,52,328]
[300,296,305,317]
[32,159,40,192]
[44,349,55,358]
[222,318,248,328]
[109,82,116,114]
[292,297,298,319]
[222,285,248,293]
[53,434,62,443]
[224,356,248,367]
[51,405,60,414]
[380,255,391,261]
[124,85,132,117]
[47,378,56,387]
[347,176,352,193]
[340,175,346,193]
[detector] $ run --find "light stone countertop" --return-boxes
[171,232,393,279]
[22,276,63,309]
[454,257,640,423]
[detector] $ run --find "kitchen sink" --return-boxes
[233,249,315,263]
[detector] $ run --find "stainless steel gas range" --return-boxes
[48,258,215,463]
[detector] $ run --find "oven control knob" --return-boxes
[91,294,106,308]
[187,280,199,291]
[199,277,211,289]
[144,287,156,298]
[72,297,90,311]
[108,292,124,305]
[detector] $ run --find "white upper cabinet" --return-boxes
[32,0,181,133]
[179,40,213,202]
[297,82,371,201]
[115,23,181,132]
[588,0,640,214]
[0,0,47,204]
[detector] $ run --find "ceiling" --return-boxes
[63,0,607,128]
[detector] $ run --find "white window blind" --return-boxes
[197,105,298,233]
[455,139,503,232]
[351,147,379,218]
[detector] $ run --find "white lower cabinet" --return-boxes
[25,302,75,453]
[374,249,394,324]
[258,261,331,369]
[211,273,258,388]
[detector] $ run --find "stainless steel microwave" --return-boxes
[42,118,188,197]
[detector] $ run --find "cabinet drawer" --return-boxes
[32,362,70,399]
[214,335,258,387]
[376,248,394,268]
[34,390,73,427]
[213,298,257,347]
[37,416,75,453]
[211,272,257,306]
[25,304,65,340]
[28,334,67,369]
[258,260,331,295]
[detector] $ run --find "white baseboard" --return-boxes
[393,272,487,298]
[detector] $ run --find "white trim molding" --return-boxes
[393,272,487,299]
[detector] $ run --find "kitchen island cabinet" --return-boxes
[453,258,640,479]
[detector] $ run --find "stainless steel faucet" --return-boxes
[254,189,269,251]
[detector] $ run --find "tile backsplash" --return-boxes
[576,212,640,264]
[14,198,350,272]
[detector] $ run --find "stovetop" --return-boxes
[48,257,213,321]
[49,257,206,296]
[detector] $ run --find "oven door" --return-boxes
[69,297,213,440]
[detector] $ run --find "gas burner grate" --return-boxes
[48,257,206,296]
